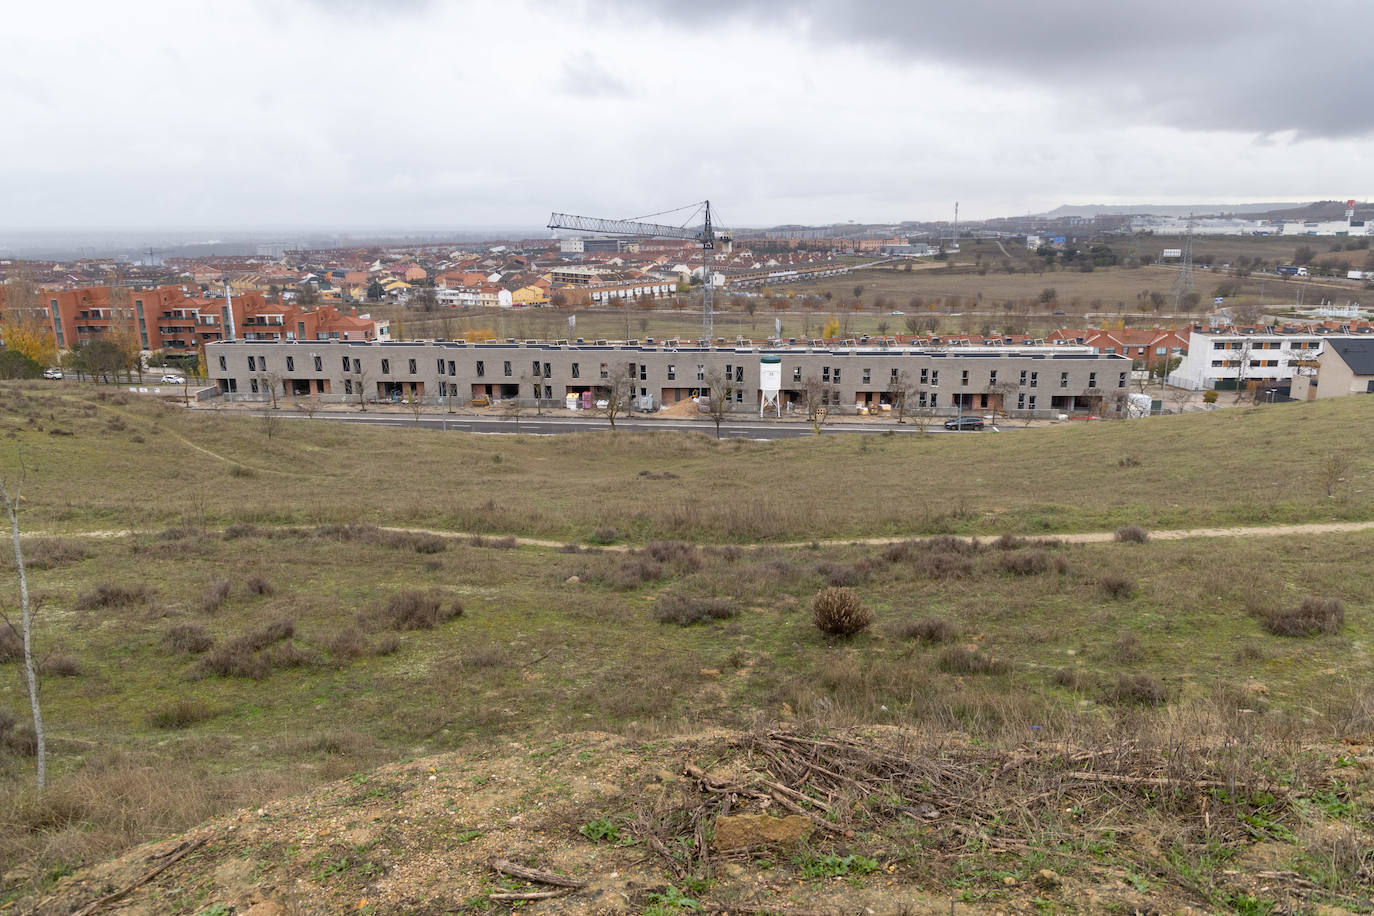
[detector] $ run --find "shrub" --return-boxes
[993,533,1026,550]
[379,591,463,631]
[1051,668,1088,689]
[1115,525,1149,544]
[1099,575,1136,599]
[896,617,957,643]
[1257,596,1344,637]
[999,551,1049,575]
[201,579,231,614]
[606,557,664,589]
[1110,633,1145,663]
[193,618,297,679]
[373,634,401,656]
[325,628,369,659]
[222,523,260,540]
[75,583,150,610]
[457,646,508,670]
[40,654,82,677]
[811,587,873,637]
[149,698,218,729]
[245,576,274,596]
[1107,673,1168,706]
[815,562,861,588]
[913,553,975,580]
[0,708,14,742]
[165,623,214,654]
[589,527,619,545]
[653,593,739,626]
[0,626,20,662]
[938,646,1009,675]
[645,541,698,563]
[18,538,90,570]
[227,464,256,478]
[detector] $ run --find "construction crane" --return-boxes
[548,201,729,341]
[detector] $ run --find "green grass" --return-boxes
[1,382,1371,544]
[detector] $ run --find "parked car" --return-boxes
[159,374,186,384]
[42,368,63,380]
[943,416,985,431]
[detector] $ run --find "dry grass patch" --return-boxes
[377,591,463,631]
[1099,574,1136,599]
[200,579,230,614]
[164,623,213,654]
[1255,596,1345,637]
[937,645,1009,675]
[652,593,739,626]
[75,583,150,610]
[894,617,958,643]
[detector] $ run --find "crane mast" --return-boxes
[548,200,727,341]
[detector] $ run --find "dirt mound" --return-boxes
[20,729,1372,915]
[657,398,700,418]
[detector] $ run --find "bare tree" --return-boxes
[502,396,526,432]
[703,368,734,439]
[1318,451,1352,498]
[407,388,427,426]
[601,364,633,430]
[260,402,279,439]
[801,375,834,433]
[1,469,46,790]
[887,370,915,423]
[259,372,282,409]
[988,381,1019,424]
[350,366,371,411]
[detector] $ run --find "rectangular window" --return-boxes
[260,357,267,371]
[250,378,259,393]
[409,359,417,374]
[639,364,646,381]
[342,356,351,371]
[735,389,743,403]
[544,385,553,400]
[918,391,927,407]
[505,360,513,377]
[1060,371,1069,388]
[1028,395,1037,410]
[725,364,732,380]
[247,355,257,371]
[437,359,445,374]
[381,359,390,374]
[286,356,295,372]
[665,364,674,380]
[696,364,704,381]
[448,360,455,376]
[600,362,608,379]
[1029,371,1038,387]
[353,358,361,374]
[822,366,830,381]
[476,360,485,377]
[1118,372,1127,388]
[1211,359,1224,367]
[793,366,802,382]
[891,367,899,379]
[930,393,938,408]
[930,369,939,387]
[1214,341,1226,350]
[735,365,743,383]
[533,360,541,377]
[1088,371,1097,387]
[1017,392,1025,410]
[344,379,353,395]
[920,368,928,384]
[863,368,871,384]
[989,369,997,385]
[961,369,969,386]
[218,355,227,371]
[1019,369,1027,386]
[833,368,840,383]
[572,363,581,378]
[314,356,323,371]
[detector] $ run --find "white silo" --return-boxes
[759,354,781,417]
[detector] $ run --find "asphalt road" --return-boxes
[265,411,996,439]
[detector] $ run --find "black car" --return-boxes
[943,416,985,431]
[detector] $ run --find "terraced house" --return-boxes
[207,339,1131,418]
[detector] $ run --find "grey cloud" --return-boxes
[559,52,632,98]
[606,0,1374,137]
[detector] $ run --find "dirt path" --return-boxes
[25,519,1374,550]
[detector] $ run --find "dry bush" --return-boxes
[1051,668,1089,690]
[1234,641,1265,662]
[325,628,369,659]
[457,645,508,670]
[379,591,463,631]
[490,536,517,549]
[998,550,1050,575]
[1106,673,1168,706]
[40,654,82,677]
[653,593,739,626]
[165,623,214,654]
[815,561,862,588]
[1115,525,1150,543]
[201,579,231,614]
[373,634,401,656]
[895,617,957,643]
[938,646,1009,675]
[0,708,15,742]
[284,729,373,756]
[14,538,90,570]
[1110,633,1145,663]
[245,576,274,596]
[75,583,150,610]
[645,540,698,563]
[925,535,978,554]
[193,618,297,679]
[221,523,260,540]
[1099,574,1136,599]
[149,698,219,729]
[812,587,873,637]
[1256,596,1345,637]
[0,626,20,662]
[589,526,620,545]
[603,556,665,589]
[314,523,447,554]
[913,552,975,580]
[993,533,1027,550]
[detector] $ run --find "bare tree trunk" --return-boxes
[1,478,45,790]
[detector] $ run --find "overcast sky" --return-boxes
[3,0,1371,232]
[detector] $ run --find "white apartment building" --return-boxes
[1170,326,1374,390]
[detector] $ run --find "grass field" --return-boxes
[2,384,1372,911]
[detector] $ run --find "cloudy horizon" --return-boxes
[3,0,1371,233]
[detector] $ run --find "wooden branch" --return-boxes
[489,888,578,901]
[1064,772,1283,794]
[69,835,210,916]
[769,791,847,836]
[487,858,587,889]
